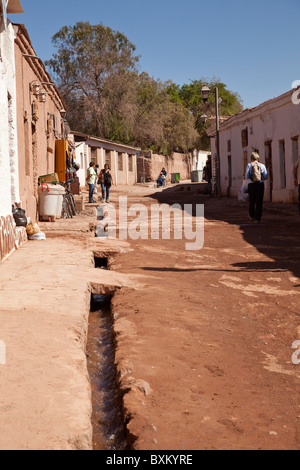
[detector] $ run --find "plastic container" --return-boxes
[171,173,180,184]
[38,184,65,221]
[191,170,203,183]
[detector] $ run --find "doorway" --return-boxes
[227,155,232,197]
[265,141,273,202]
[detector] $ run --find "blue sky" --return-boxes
[9,0,300,109]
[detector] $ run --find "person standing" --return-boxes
[86,162,97,203]
[293,156,300,214]
[99,164,113,203]
[246,152,268,223]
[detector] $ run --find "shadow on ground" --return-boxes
[147,184,300,282]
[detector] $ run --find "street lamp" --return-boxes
[201,85,221,197]
[38,88,47,103]
[200,114,208,124]
[60,109,67,119]
[201,86,210,103]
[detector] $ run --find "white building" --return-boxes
[209,88,300,203]
[71,131,139,188]
[0,0,25,262]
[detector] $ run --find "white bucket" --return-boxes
[38,184,65,221]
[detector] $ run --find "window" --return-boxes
[52,114,57,132]
[292,137,299,167]
[241,128,248,148]
[118,153,123,171]
[91,148,97,164]
[24,118,30,176]
[105,150,111,167]
[128,155,133,172]
[227,140,231,153]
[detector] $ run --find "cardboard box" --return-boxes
[39,173,60,184]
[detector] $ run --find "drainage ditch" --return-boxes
[87,293,129,451]
[94,257,109,270]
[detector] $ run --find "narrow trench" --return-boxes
[87,279,129,449]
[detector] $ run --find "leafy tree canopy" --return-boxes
[46,23,243,154]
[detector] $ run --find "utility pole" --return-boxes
[215,87,221,198]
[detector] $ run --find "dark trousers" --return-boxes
[101,184,110,202]
[88,184,95,203]
[248,182,265,221]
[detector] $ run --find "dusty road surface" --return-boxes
[0,183,299,450]
[110,184,300,450]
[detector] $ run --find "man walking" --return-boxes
[246,152,268,223]
[293,156,300,214]
[86,162,97,203]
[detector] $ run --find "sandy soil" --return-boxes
[0,184,299,450]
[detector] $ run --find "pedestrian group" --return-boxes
[86,162,113,204]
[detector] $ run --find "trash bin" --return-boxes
[38,184,65,221]
[191,170,203,182]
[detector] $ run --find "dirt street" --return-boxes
[111,184,300,450]
[0,183,299,450]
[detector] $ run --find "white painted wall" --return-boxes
[0,20,20,216]
[74,141,89,187]
[212,89,300,203]
[193,151,210,171]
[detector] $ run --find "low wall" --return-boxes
[137,152,193,183]
[0,214,27,262]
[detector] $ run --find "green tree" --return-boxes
[46,22,139,139]
[46,22,242,155]
[132,74,198,154]
[167,79,243,149]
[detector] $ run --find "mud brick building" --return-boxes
[14,23,66,221]
[137,151,194,184]
[0,2,67,261]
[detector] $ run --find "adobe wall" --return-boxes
[0,22,20,217]
[137,152,193,183]
[14,25,64,221]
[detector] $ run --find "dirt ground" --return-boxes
[0,183,299,450]
[110,184,300,450]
